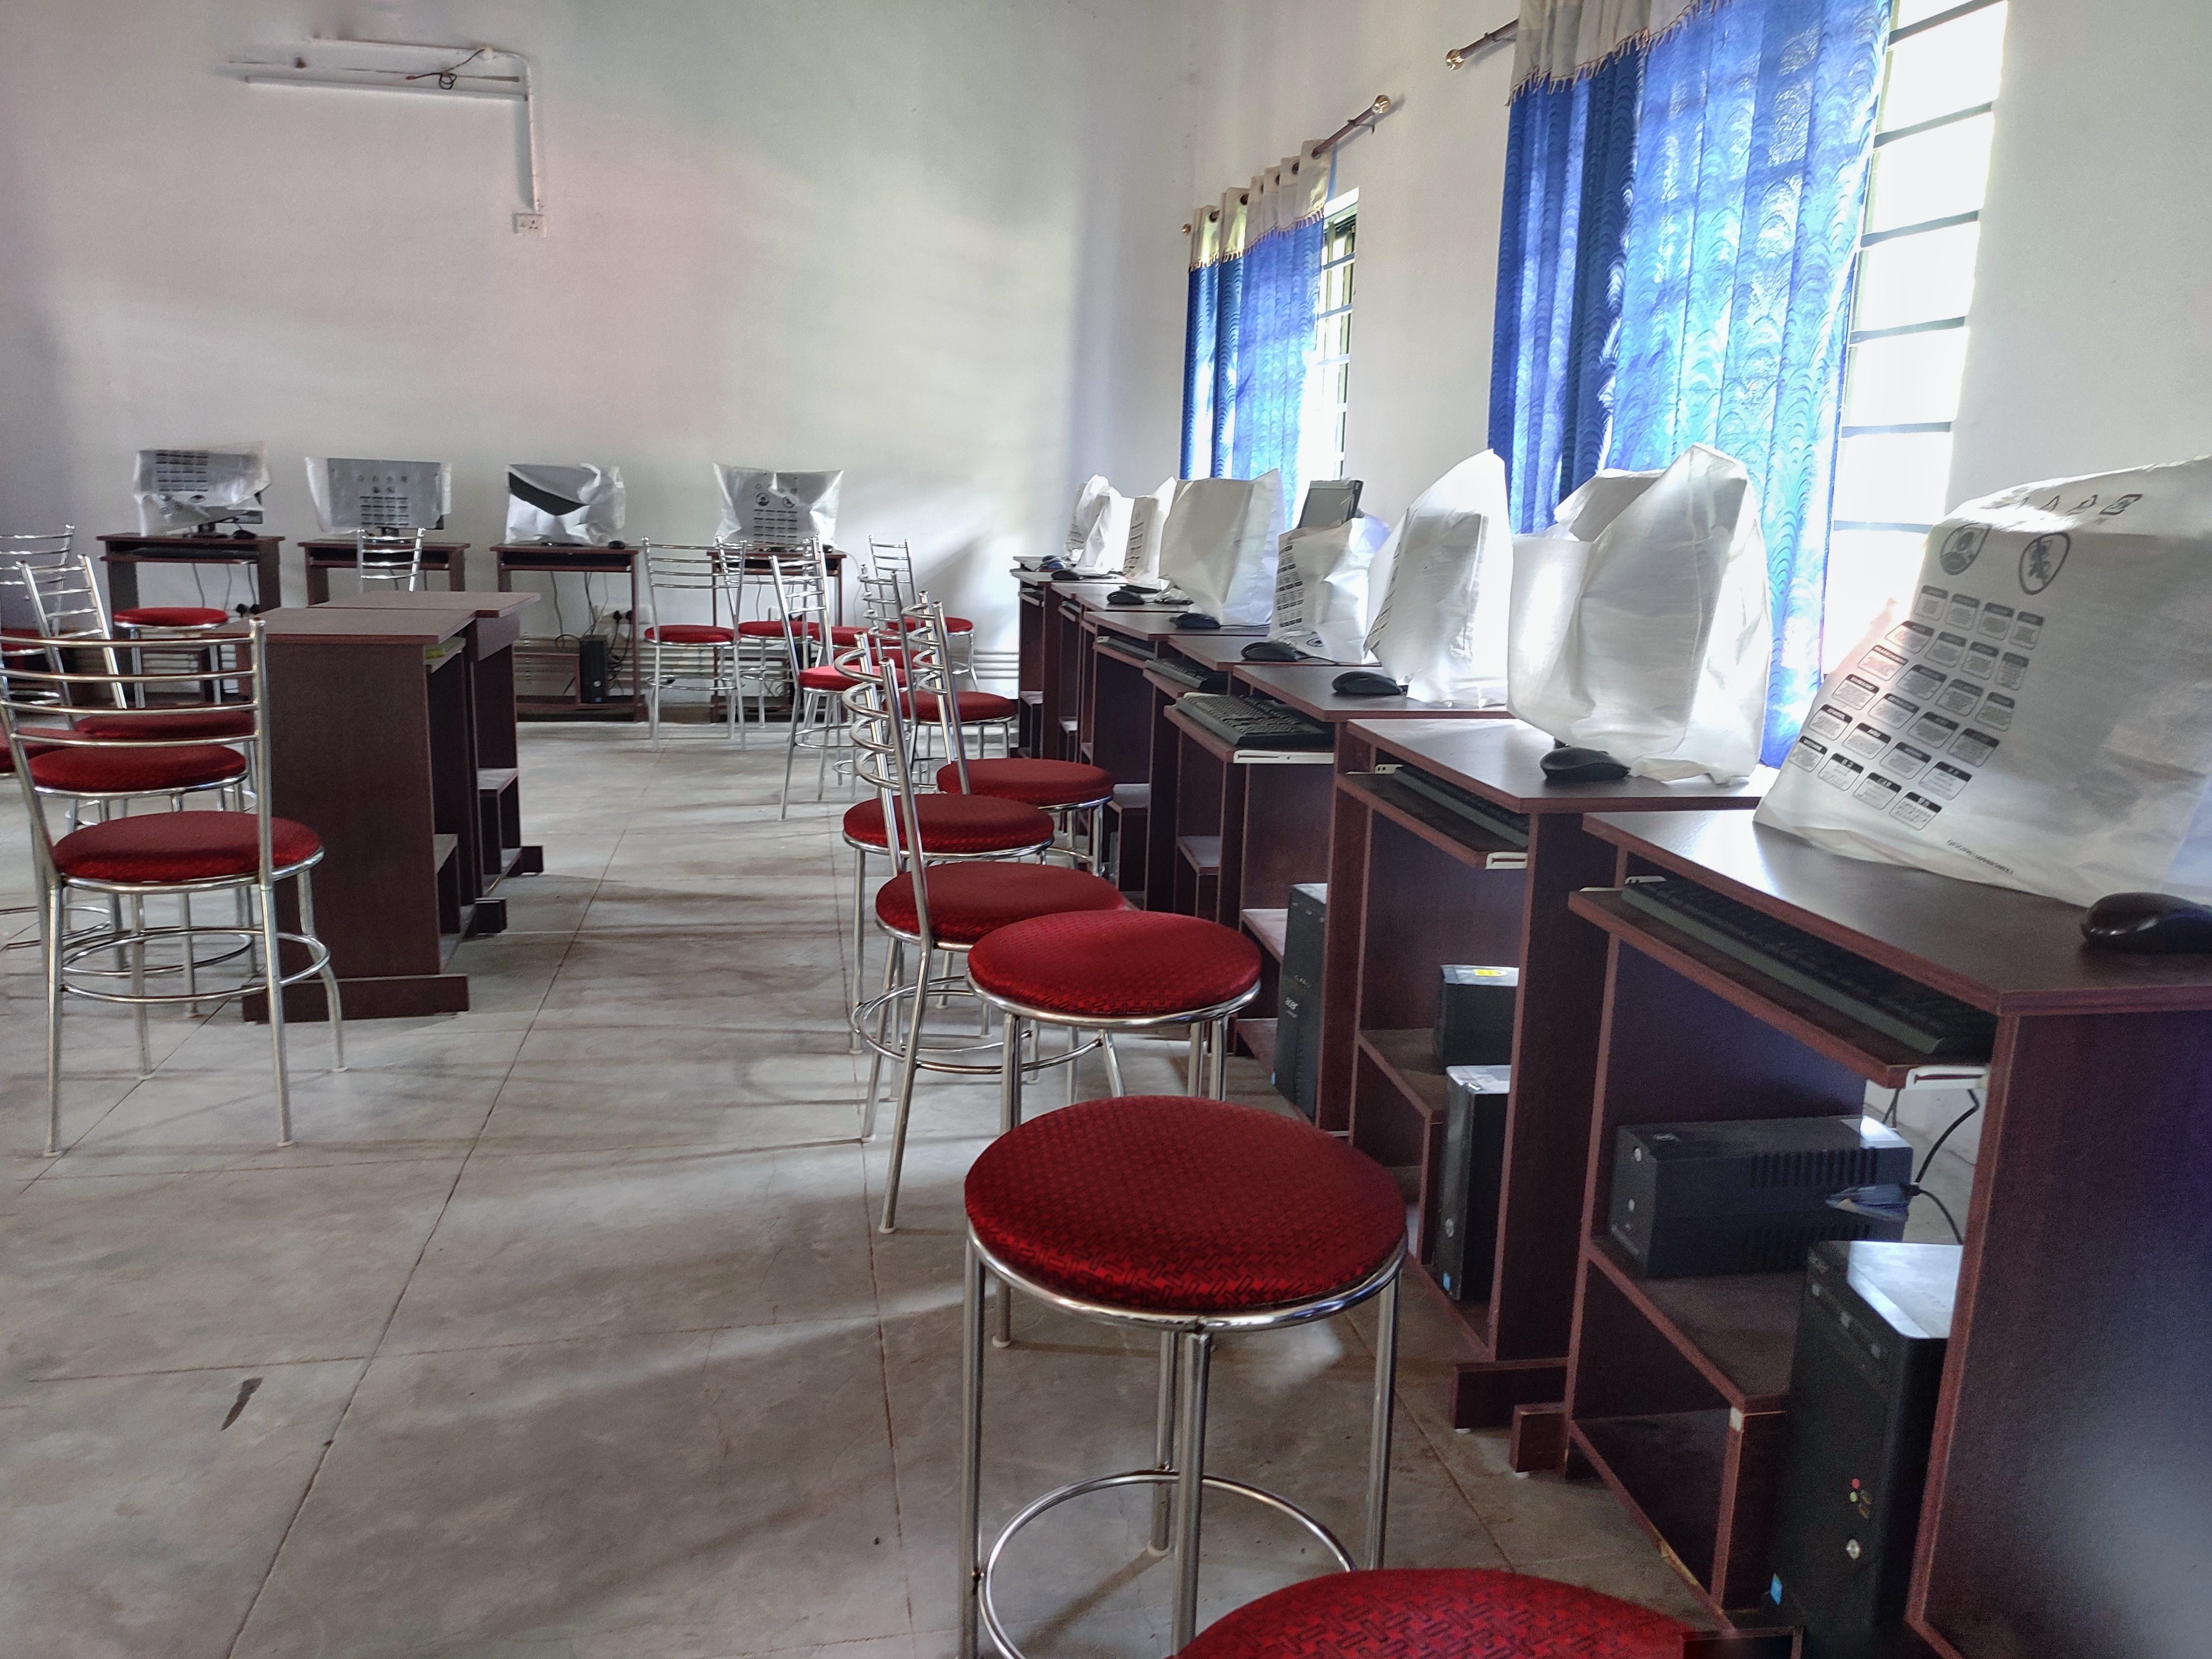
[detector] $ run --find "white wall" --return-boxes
[1948,0,2212,503]
[0,0,1193,646]
[1174,0,1516,528]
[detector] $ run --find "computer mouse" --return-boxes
[1332,670,1405,697]
[2080,891,2212,953]
[1242,640,1303,662]
[1173,612,1222,630]
[1540,745,1630,783]
[1106,588,1149,607]
[1050,568,1084,582]
[608,539,628,550]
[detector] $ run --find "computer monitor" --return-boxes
[305,457,451,533]
[505,464,625,545]
[714,467,841,546]
[133,445,269,533]
[1296,478,1362,530]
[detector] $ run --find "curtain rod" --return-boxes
[1446,19,1519,69]
[1312,94,1392,157]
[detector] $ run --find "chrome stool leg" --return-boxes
[959,1239,990,1659]
[258,877,293,1147]
[1149,1331,1178,1552]
[298,870,346,1074]
[1366,1273,1401,1568]
[1171,1328,1214,1651]
[42,882,65,1157]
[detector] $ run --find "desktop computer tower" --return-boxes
[1432,1065,1510,1301]
[1434,964,1517,1067]
[1273,885,1326,1118]
[578,636,611,704]
[1771,1240,1959,1659]
[1608,1115,1911,1277]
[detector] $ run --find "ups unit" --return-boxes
[1432,1065,1511,1301]
[578,635,611,703]
[1771,1240,1959,1658]
[1434,964,1517,1068]
[1608,1115,1910,1278]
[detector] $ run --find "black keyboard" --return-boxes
[1384,766,1530,848]
[1619,879,1996,1058]
[1176,693,1332,750]
[1149,657,1230,694]
[1095,633,1157,664]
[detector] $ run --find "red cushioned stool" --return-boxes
[1176,1568,1693,1658]
[843,627,1127,1230]
[1,619,345,1156]
[959,1096,1409,1657]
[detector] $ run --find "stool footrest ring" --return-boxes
[978,1467,1354,1659]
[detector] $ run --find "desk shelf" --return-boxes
[1340,771,1525,869]
[1241,906,1288,961]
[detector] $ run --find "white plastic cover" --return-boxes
[715,467,842,545]
[134,445,269,533]
[506,464,625,545]
[1270,512,1391,660]
[1123,479,1177,586]
[1157,472,1282,627]
[1364,452,1514,706]
[1065,474,1133,574]
[304,457,452,531]
[1507,445,1772,782]
[1757,455,2212,906]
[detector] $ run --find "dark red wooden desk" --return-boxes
[97,533,284,612]
[298,539,471,604]
[1557,810,2212,1639]
[492,544,644,721]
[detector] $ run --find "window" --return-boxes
[1307,194,1358,485]
[1824,0,2011,665]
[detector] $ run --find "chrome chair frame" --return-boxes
[354,528,428,591]
[0,620,345,1156]
[769,550,847,812]
[869,536,978,688]
[959,1226,1404,1658]
[640,541,742,742]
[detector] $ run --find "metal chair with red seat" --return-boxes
[772,550,873,813]
[869,536,978,687]
[0,619,345,1156]
[640,541,742,742]
[1174,1568,1695,1658]
[914,602,1115,871]
[958,1095,1408,1658]
[734,540,864,744]
[846,633,1129,1231]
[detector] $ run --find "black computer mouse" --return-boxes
[608,539,628,550]
[1242,640,1302,662]
[1332,670,1405,697]
[1106,588,1149,606]
[1540,745,1630,783]
[1050,568,1084,582]
[1173,612,1222,630]
[2080,891,2212,953]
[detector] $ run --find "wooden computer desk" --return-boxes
[97,533,284,612]
[493,544,644,721]
[1327,719,1764,1434]
[1028,578,1126,760]
[1551,810,2212,1637]
[254,594,540,1019]
[298,539,472,604]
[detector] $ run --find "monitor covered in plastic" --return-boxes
[714,467,841,547]
[505,464,625,545]
[305,457,452,532]
[133,445,270,533]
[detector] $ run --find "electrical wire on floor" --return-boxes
[1910,1088,1981,1244]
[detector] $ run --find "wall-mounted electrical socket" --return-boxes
[513,212,546,236]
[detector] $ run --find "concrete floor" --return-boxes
[0,722,1739,1657]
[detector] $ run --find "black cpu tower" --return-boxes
[1272,885,1326,1118]
[578,635,611,703]
[1434,964,1517,1067]
[1432,1065,1510,1301]
[1771,1240,1959,1659]
[1608,1115,1911,1277]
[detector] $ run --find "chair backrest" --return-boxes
[0,619,273,883]
[763,551,832,679]
[12,550,126,709]
[0,526,75,585]
[640,542,732,638]
[841,629,946,946]
[910,598,973,793]
[868,538,918,609]
[855,563,906,636]
[355,528,427,591]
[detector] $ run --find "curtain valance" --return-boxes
[1510,0,1700,92]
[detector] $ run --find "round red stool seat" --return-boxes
[114,606,232,629]
[738,619,866,645]
[0,739,55,774]
[875,861,1124,945]
[799,663,861,692]
[1178,1568,1691,1658]
[842,793,1053,854]
[907,689,1016,723]
[29,743,248,795]
[643,623,734,644]
[967,909,1260,1018]
[937,758,1114,808]
[52,811,322,884]
[966,1095,1404,1314]
[77,708,256,742]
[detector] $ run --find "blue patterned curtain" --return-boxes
[1180,261,1219,480]
[1608,0,1890,763]
[1489,52,1644,535]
